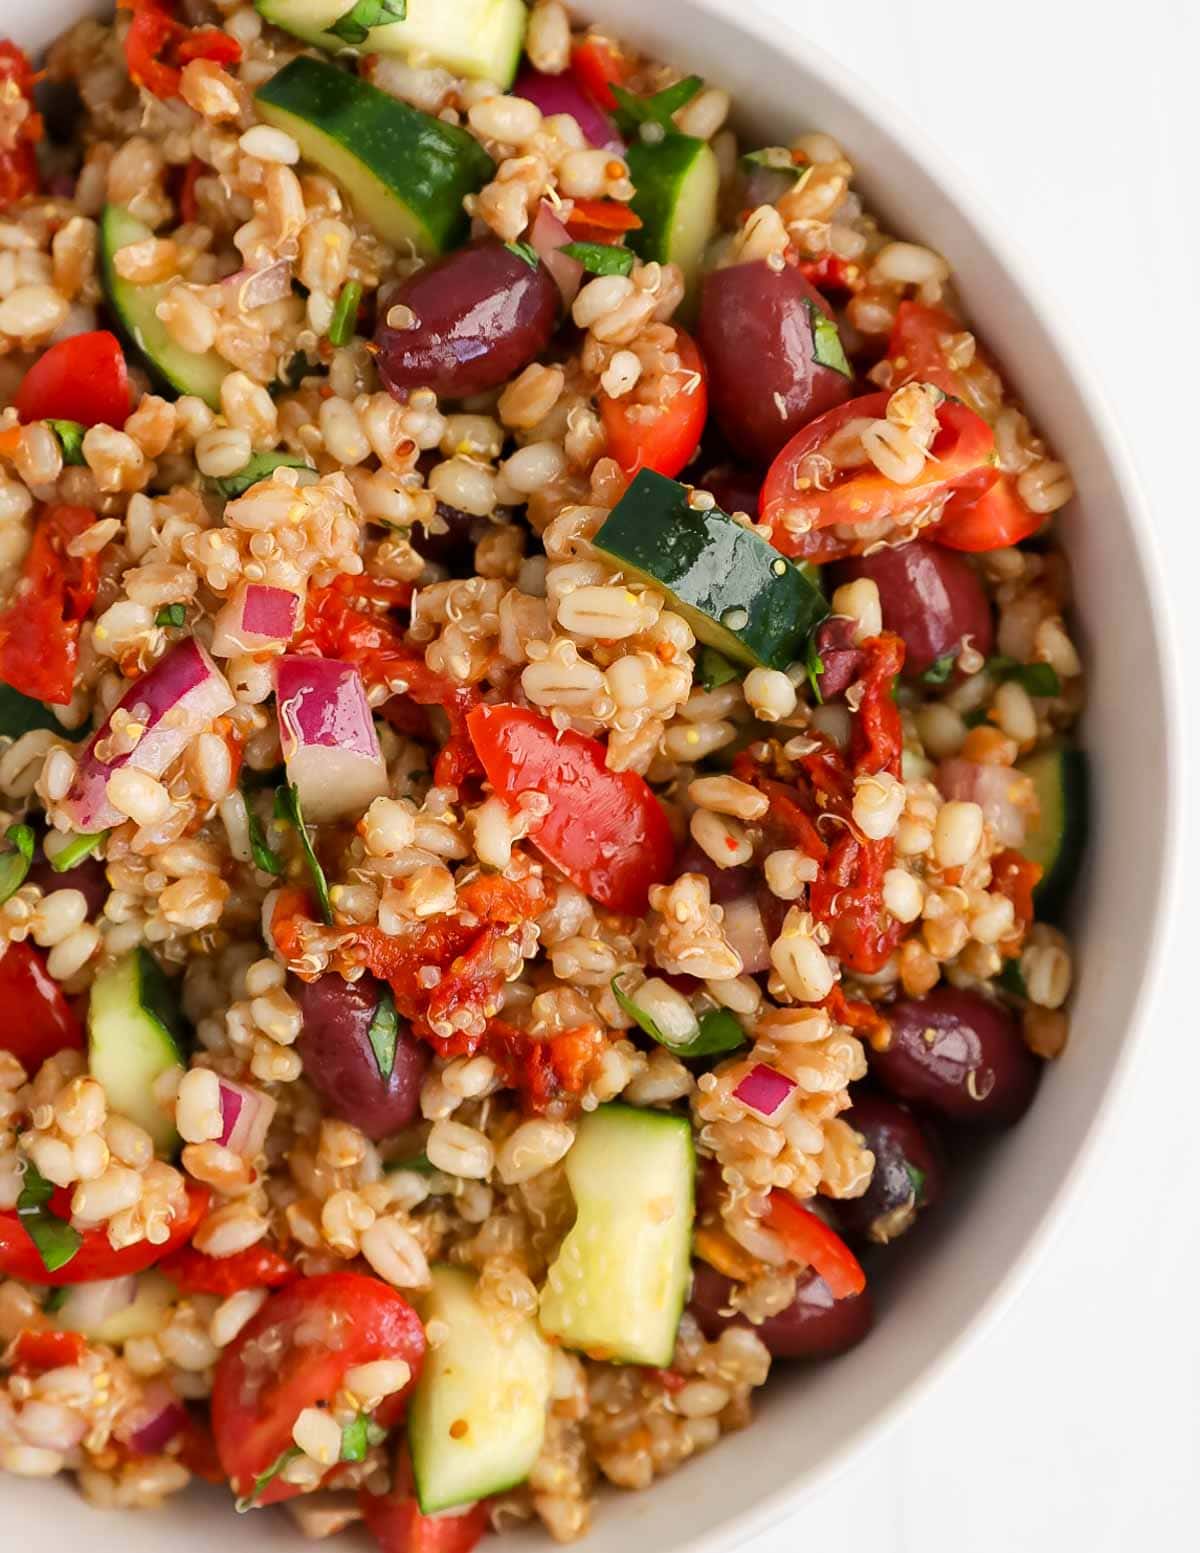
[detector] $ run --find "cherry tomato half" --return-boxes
[765,1191,866,1300]
[361,1450,488,1553]
[0,1183,209,1286]
[600,328,707,483]
[211,1273,425,1506]
[15,331,131,428]
[935,474,1042,552]
[759,391,997,563]
[887,299,1001,422]
[0,941,84,1071]
[0,504,100,704]
[466,703,675,916]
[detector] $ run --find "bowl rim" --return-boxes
[660,1,1183,1547]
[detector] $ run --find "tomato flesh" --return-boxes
[211,1273,425,1505]
[0,43,42,211]
[570,35,629,110]
[159,1242,297,1296]
[935,474,1042,552]
[120,0,242,100]
[466,703,674,915]
[0,941,84,1070]
[766,1190,866,1300]
[362,1490,488,1553]
[0,505,100,704]
[600,329,707,482]
[16,331,131,428]
[0,1184,209,1285]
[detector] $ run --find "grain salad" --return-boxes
[0,1,1084,1545]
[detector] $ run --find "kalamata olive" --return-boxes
[410,500,481,573]
[870,987,1039,1127]
[293,973,429,1140]
[689,1260,873,1359]
[698,259,855,465]
[812,615,867,699]
[837,1094,942,1244]
[697,462,763,518]
[375,239,559,401]
[832,540,993,678]
[27,852,107,917]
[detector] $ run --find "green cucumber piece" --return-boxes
[1017,744,1087,919]
[254,58,493,256]
[626,133,719,302]
[538,1104,694,1367]
[57,1271,176,1344]
[255,0,527,86]
[87,947,188,1156]
[594,469,828,670]
[410,1265,552,1513]
[100,206,228,410]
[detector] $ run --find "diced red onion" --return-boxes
[733,1063,797,1118]
[225,258,293,310]
[721,896,772,974]
[513,67,623,151]
[57,1274,137,1335]
[217,1076,275,1159]
[275,655,388,823]
[210,582,299,657]
[530,200,583,308]
[936,759,1030,847]
[121,1383,189,1456]
[61,639,235,831]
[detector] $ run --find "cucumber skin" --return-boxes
[87,948,187,1157]
[1021,745,1087,920]
[254,58,493,256]
[626,134,719,300]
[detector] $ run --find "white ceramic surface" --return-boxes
[2,3,1181,1551]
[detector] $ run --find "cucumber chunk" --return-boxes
[254,58,493,256]
[626,134,719,302]
[57,1272,176,1344]
[594,469,828,670]
[100,206,228,410]
[538,1104,694,1367]
[87,947,188,1156]
[410,1265,552,1513]
[255,0,528,86]
[1018,744,1087,919]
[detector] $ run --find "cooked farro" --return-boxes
[0,2,1083,1544]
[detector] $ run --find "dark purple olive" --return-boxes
[812,615,867,700]
[689,1260,873,1359]
[293,973,429,1141]
[27,852,107,917]
[375,239,559,401]
[697,462,763,518]
[832,540,993,679]
[837,1095,943,1244]
[870,987,1039,1127]
[411,500,481,572]
[675,840,756,905]
[698,259,854,465]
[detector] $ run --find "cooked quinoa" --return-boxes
[0,1,1081,1544]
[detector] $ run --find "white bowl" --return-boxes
[4,2,1181,1550]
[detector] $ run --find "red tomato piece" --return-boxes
[0,43,42,212]
[570,35,629,110]
[765,1191,866,1300]
[211,1273,425,1506]
[0,941,84,1070]
[935,474,1042,552]
[119,0,241,100]
[0,1184,209,1286]
[759,391,998,563]
[562,197,642,244]
[158,1243,297,1296]
[0,504,99,704]
[16,331,131,428]
[599,328,707,482]
[361,1449,487,1553]
[885,300,970,401]
[466,703,674,916]
[9,1329,88,1372]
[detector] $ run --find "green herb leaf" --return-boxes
[366,985,399,1082]
[271,351,319,394]
[985,655,1061,698]
[340,1413,370,1462]
[43,1286,69,1313]
[804,299,853,379]
[210,451,315,501]
[328,279,363,347]
[504,240,540,270]
[739,148,812,188]
[698,646,739,692]
[998,956,1027,999]
[275,782,333,925]
[803,637,825,704]
[611,977,747,1059]
[386,1151,434,1175]
[48,830,107,873]
[155,603,186,629]
[47,419,86,465]
[962,707,989,729]
[17,1159,81,1275]
[234,1445,302,1513]
[0,685,89,743]
[244,787,284,878]
[904,1162,927,1204]
[921,652,958,686]
[327,0,406,45]
[559,241,635,277]
[0,822,35,904]
[611,74,703,133]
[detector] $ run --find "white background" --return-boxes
[745,3,1200,1549]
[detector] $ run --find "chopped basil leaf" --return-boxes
[611,977,747,1059]
[211,451,315,500]
[49,830,107,872]
[340,1413,369,1462]
[0,685,89,743]
[271,351,319,393]
[998,956,1027,999]
[985,656,1061,698]
[504,240,540,270]
[155,603,186,628]
[327,0,406,45]
[921,652,958,686]
[559,241,635,277]
[385,1151,434,1175]
[366,985,399,1081]
[328,279,362,347]
[244,787,284,878]
[904,1162,927,1204]
[234,1444,301,1512]
[0,822,35,904]
[611,974,671,1043]
[47,419,86,465]
[43,1286,69,1313]
[804,299,853,379]
[698,646,739,692]
[804,637,825,704]
[962,707,989,729]
[611,74,703,132]
[275,782,333,925]
[17,1159,81,1275]
[740,148,812,188]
